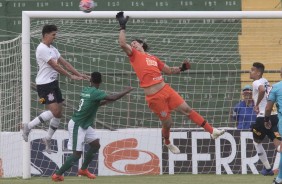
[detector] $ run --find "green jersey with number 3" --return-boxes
[72,86,107,129]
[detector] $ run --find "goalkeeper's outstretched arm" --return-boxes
[116,11,132,56]
[119,30,132,56]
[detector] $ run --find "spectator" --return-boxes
[232,85,257,129]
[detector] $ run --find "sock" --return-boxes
[254,142,271,169]
[188,110,213,134]
[278,152,282,180]
[81,146,99,170]
[28,110,54,129]
[56,155,80,175]
[162,127,170,145]
[276,177,282,184]
[46,117,60,140]
[273,152,280,171]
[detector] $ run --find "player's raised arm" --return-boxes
[104,86,134,102]
[100,86,134,106]
[116,11,132,56]
[58,56,89,80]
[48,58,82,80]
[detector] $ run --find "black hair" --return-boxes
[42,24,58,36]
[91,72,102,84]
[133,39,149,52]
[253,62,265,74]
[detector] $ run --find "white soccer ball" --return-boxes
[79,0,96,13]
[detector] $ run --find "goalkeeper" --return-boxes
[116,12,225,154]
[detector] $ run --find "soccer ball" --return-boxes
[79,0,96,13]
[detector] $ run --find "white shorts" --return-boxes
[67,119,99,151]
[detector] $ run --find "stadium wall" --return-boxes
[0,129,279,177]
[0,0,241,41]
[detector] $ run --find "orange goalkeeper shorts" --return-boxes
[145,84,185,121]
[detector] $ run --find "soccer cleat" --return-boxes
[51,173,64,182]
[42,137,52,154]
[164,142,180,154]
[211,128,225,139]
[78,169,96,179]
[22,123,31,142]
[261,167,274,176]
[272,178,282,184]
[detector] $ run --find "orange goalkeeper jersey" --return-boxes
[129,48,165,88]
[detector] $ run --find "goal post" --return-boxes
[20,11,282,179]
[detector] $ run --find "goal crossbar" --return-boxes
[23,11,282,19]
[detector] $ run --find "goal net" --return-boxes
[1,11,281,178]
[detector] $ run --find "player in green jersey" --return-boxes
[52,71,134,181]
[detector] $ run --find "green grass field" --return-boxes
[0,174,275,184]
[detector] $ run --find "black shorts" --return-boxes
[251,114,281,142]
[36,80,64,104]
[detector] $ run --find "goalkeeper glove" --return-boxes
[116,11,129,30]
[179,60,191,72]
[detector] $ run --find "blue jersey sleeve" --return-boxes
[268,85,278,102]
[268,82,282,115]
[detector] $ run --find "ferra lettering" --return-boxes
[146,58,157,66]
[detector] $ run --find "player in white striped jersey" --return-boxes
[22,24,88,153]
[250,62,281,176]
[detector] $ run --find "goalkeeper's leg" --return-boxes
[161,119,180,154]
[162,86,224,139]
[175,102,225,139]
[145,87,180,154]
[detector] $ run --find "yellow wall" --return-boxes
[242,0,281,10]
[240,0,282,88]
